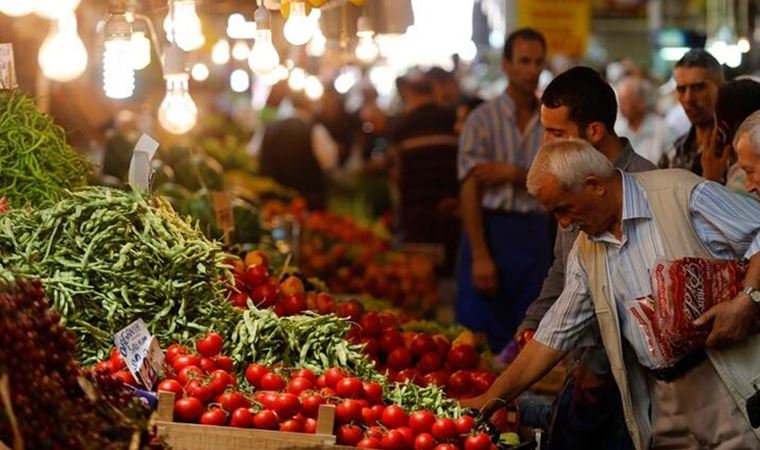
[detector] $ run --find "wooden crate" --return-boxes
[154,392,342,450]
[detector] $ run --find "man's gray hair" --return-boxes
[734,109,760,155]
[527,138,615,196]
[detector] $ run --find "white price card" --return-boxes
[0,43,18,89]
[128,134,160,193]
[113,319,166,390]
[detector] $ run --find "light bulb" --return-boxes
[0,0,37,17]
[230,69,250,92]
[34,0,80,19]
[131,31,151,70]
[258,64,288,86]
[283,1,313,46]
[158,73,197,134]
[304,75,323,100]
[191,62,209,81]
[103,14,135,99]
[38,14,87,82]
[232,41,250,61]
[355,34,379,63]
[212,39,231,64]
[306,27,326,57]
[288,67,306,91]
[164,0,204,51]
[738,37,751,53]
[249,29,279,75]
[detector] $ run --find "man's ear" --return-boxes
[584,175,606,196]
[584,122,606,145]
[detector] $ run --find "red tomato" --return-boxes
[253,409,279,430]
[244,363,270,387]
[260,372,286,391]
[229,407,252,428]
[303,417,317,433]
[396,368,421,385]
[335,399,362,423]
[292,368,317,383]
[174,397,203,422]
[408,410,436,434]
[287,376,314,395]
[446,345,479,370]
[359,312,382,336]
[357,437,383,449]
[414,432,436,450]
[244,264,269,287]
[301,393,325,418]
[410,333,437,356]
[454,415,476,434]
[360,406,379,426]
[255,391,278,409]
[213,355,234,373]
[165,344,188,364]
[396,426,415,449]
[198,357,217,373]
[361,336,381,356]
[316,374,328,388]
[381,429,406,450]
[185,379,213,404]
[422,371,450,388]
[273,393,301,419]
[362,381,384,405]
[200,407,227,426]
[447,370,473,396]
[173,354,201,372]
[157,379,183,396]
[251,283,279,308]
[196,332,224,357]
[279,419,304,433]
[113,370,136,385]
[472,372,496,395]
[336,376,364,399]
[177,365,203,386]
[218,391,251,412]
[207,370,234,396]
[464,433,491,450]
[324,367,346,389]
[431,418,458,440]
[314,292,337,314]
[432,335,451,356]
[434,444,458,450]
[379,331,405,353]
[109,351,126,371]
[282,293,307,316]
[381,405,408,428]
[335,299,364,322]
[417,352,443,373]
[387,347,414,370]
[336,424,364,446]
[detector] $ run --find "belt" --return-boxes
[649,349,708,383]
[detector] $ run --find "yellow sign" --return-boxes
[517,0,591,58]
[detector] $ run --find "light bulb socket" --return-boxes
[356,16,374,37]
[254,7,271,30]
[105,13,132,39]
[163,43,187,76]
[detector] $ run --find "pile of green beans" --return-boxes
[231,305,379,380]
[0,90,89,208]
[0,187,237,364]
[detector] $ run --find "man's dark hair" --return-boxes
[503,28,546,61]
[426,66,455,82]
[674,49,724,83]
[541,66,617,132]
[716,78,760,140]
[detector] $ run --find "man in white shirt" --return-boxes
[615,76,674,166]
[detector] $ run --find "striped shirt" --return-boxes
[457,92,545,213]
[533,170,760,369]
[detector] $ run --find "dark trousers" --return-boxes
[455,211,551,352]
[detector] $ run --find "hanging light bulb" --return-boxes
[38,14,87,82]
[158,44,198,134]
[283,1,313,46]
[230,69,250,92]
[306,27,326,57]
[0,0,37,17]
[232,41,250,61]
[258,64,288,86]
[304,75,323,100]
[34,0,80,19]
[288,67,306,91]
[164,0,205,51]
[131,30,151,70]
[355,16,378,63]
[249,7,279,75]
[212,39,231,64]
[103,12,135,99]
[190,62,209,81]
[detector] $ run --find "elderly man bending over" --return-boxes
[462,138,760,450]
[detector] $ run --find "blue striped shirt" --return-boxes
[533,170,760,369]
[457,92,545,213]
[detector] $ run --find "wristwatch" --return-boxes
[743,286,760,305]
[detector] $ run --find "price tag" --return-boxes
[128,134,160,193]
[113,319,166,390]
[211,191,235,244]
[0,43,18,89]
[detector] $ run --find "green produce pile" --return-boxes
[385,381,466,419]
[0,186,237,364]
[0,89,89,208]
[231,305,379,380]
